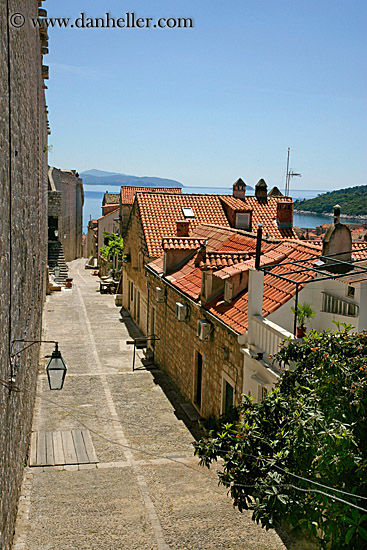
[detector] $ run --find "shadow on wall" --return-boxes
[119,307,204,442]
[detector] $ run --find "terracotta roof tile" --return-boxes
[98,207,119,220]
[198,251,252,270]
[162,237,206,251]
[137,194,230,258]
[121,186,182,205]
[219,195,296,239]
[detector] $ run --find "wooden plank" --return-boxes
[29,432,38,467]
[81,429,98,463]
[72,430,89,464]
[45,432,55,466]
[52,431,65,465]
[61,431,78,464]
[37,431,47,466]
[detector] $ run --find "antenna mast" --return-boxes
[284,147,301,196]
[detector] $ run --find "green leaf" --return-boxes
[358,526,367,541]
[345,526,356,544]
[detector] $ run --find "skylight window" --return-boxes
[182,207,195,219]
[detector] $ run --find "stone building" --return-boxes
[0,2,50,548]
[122,193,230,334]
[86,218,98,259]
[122,181,296,336]
[48,166,84,263]
[145,223,364,417]
[102,191,120,217]
[97,207,120,259]
[144,224,289,418]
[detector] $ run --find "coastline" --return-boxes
[295,209,367,221]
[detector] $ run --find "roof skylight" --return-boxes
[182,207,195,219]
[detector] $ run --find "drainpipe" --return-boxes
[255,224,263,270]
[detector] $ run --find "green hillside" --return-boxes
[294,185,367,216]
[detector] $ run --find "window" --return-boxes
[194,352,203,409]
[347,285,355,299]
[182,207,195,219]
[150,307,156,348]
[322,292,358,317]
[136,290,140,325]
[222,380,234,415]
[235,212,251,230]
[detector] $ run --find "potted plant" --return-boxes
[291,302,316,338]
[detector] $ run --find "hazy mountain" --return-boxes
[80,169,184,188]
[82,169,123,178]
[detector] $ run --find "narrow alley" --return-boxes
[13,259,285,550]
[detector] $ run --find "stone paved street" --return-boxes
[13,259,286,550]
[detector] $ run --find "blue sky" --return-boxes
[45,0,366,191]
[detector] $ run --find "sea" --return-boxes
[83,185,362,233]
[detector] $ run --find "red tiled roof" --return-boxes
[197,252,252,270]
[352,243,367,260]
[219,195,296,239]
[98,207,119,220]
[121,186,182,205]
[137,194,230,258]
[205,240,321,333]
[162,237,206,251]
[147,224,326,334]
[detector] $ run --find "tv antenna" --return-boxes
[285,147,301,196]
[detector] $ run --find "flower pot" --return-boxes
[65,278,73,289]
[297,326,306,338]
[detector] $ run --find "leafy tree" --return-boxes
[100,233,124,260]
[195,324,367,549]
[293,185,367,217]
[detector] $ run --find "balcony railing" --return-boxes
[249,314,294,370]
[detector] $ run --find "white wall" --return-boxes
[268,277,363,334]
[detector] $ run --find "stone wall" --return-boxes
[146,272,243,419]
[0,1,49,549]
[48,167,84,262]
[122,201,152,334]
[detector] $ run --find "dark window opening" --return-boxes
[195,352,203,408]
[223,380,234,415]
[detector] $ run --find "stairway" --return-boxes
[48,241,68,283]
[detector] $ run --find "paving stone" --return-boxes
[13,259,286,550]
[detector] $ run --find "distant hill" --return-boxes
[80,169,184,188]
[294,185,367,217]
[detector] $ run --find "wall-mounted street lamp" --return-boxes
[11,340,67,391]
[54,229,59,237]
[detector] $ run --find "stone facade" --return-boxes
[48,166,84,262]
[0,1,49,549]
[97,208,119,259]
[122,202,152,333]
[86,219,98,258]
[146,272,243,419]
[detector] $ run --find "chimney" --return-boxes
[322,205,352,274]
[334,204,341,224]
[195,243,207,267]
[233,178,246,199]
[176,220,190,237]
[255,178,268,200]
[276,200,293,228]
